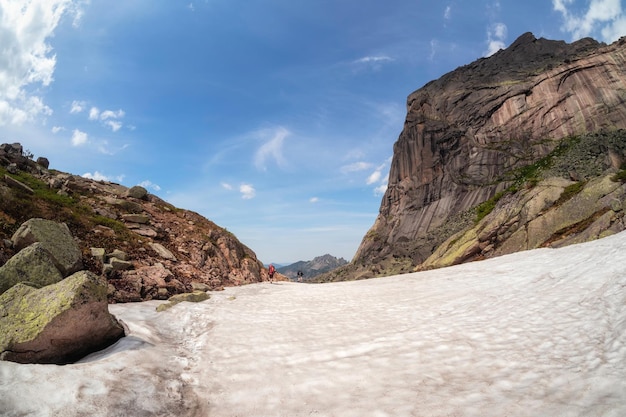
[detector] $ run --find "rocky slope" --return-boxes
[277,254,348,280]
[317,33,626,281]
[0,143,274,302]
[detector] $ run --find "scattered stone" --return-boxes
[4,175,34,194]
[121,213,150,224]
[156,290,210,312]
[149,242,177,261]
[108,249,128,261]
[191,282,210,292]
[90,247,106,263]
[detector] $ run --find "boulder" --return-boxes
[149,242,177,261]
[126,185,148,200]
[0,243,64,295]
[0,271,125,364]
[11,218,83,277]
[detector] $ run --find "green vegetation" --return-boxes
[611,163,626,183]
[475,190,507,223]
[554,181,586,206]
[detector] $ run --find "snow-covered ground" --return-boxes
[2,231,626,417]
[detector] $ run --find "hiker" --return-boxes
[297,270,303,282]
[268,264,276,283]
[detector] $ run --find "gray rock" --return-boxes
[11,218,83,277]
[36,157,49,169]
[121,213,150,224]
[0,271,125,364]
[0,243,64,295]
[149,242,177,261]
[126,185,148,200]
[4,174,34,194]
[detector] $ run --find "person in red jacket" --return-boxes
[268,264,276,283]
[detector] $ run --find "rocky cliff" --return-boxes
[319,33,626,281]
[0,143,273,302]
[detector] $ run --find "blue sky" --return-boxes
[2,0,625,264]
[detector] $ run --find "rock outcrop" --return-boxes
[0,271,124,364]
[0,143,272,302]
[347,33,626,276]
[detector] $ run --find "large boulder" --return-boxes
[0,271,125,364]
[11,218,83,277]
[0,242,64,295]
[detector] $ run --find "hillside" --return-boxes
[317,33,626,282]
[0,143,272,302]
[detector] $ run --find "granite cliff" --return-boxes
[318,33,626,281]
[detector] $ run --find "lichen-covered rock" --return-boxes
[0,242,64,295]
[0,270,125,364]
[11,218,83,277]
[419,174,626,270]
[156,290,210,312]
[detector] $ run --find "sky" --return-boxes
[1,0,626,264]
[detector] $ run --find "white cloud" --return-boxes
[444,5,452,21]
[82,171,110,181]
[105,120,122,132]
[71,129,88,146]
[88,106,125,131]
[100,109,125,120]
[309,197,319,203]
[351,55,394,72]
[374,183,388,196]
[221,182,233,190]
[366,170,382,185]
[240,183,256,199]
[485,22,508,56]
[254,126,290,171]
[51,126,64,133]
[553,0,625,42]
[0,0,85,126]
[82,171,125,183]
[89,107,100,120]
[139,180,161,192]
[341,161,372,174]
[70,100,86,113]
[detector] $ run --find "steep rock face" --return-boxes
[354,33,626,269]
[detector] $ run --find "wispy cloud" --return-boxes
[485,22,508,56]
[87,106,126,131]
[52,126,64,134]
[221,182,233,190]
[139,180,161,192]
[71,129,88,146]
[70,100,86,114]
[309,197,319,203]
[341,161,373,174]
[82,171,125,183]
[351,55,395,72]
[553,0,626,42]
[444,5,452,22]
[240,183,256,199]
[254,126,290,171]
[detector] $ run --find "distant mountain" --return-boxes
[277,254,348,280]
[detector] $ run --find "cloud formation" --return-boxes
[254,126,290,171]
[88,106,126,131]
[240,183,256,199]
[0,0,84,126]
[485,22,508,56]
[553,0,626,42]
[71,129,88,146]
